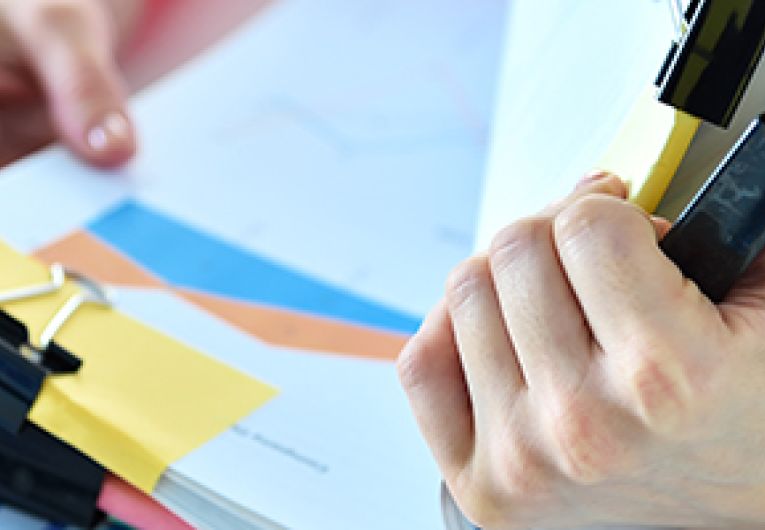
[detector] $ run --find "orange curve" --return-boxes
[34,230,407,361]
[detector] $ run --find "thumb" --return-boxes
[7,1,136,167]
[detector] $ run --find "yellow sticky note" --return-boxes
[0,242,277,493]
[598,86,701,214]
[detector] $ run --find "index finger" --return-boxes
[4,0,136,166]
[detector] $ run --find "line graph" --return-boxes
[219,93,479,157]
[34,200,411,361]
[213,2,499,159]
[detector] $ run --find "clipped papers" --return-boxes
[0,0,504,527]
[0,241,277,493]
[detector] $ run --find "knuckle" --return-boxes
[445,256,491,311]
[554,194,646,251]
[624,345,697,435]
[495,444,547,499]
[489,426,549,499]
[589,172,629,197]
[489,217,549,273]
[553,195,613,245]
[549,404,621,484]
[396,335,431,393]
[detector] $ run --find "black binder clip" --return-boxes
[656,0,765,128]
[655,1,765,302]
[0,264,113,433]
[0,264,111,527]
[0,264,83,433]
[660,115,765,302]
[0,423,106,528]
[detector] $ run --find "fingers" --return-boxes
[445,256,524,421]
[553,195,710,353]
[552,195,726,432]
[486,173,626,396]
[404,172,690,501]
[403,172,745,529]
[5,0,136,167]
[430,174,630,431]
[489,216,592,397]
[398,301,474,474]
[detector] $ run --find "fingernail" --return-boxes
[576,171,629,199]
[651,215,673,239]
[87,112,130,153]
[575,171,611,189]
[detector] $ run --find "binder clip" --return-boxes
[1,264,75,433]
[0,264,112,527]
[660,115,765,302]
[0,263,113,433]
[656,0,765,128]
[0,424,106,527]
[656,1,765,302]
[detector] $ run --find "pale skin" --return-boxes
[0,0,143,167]
[399,173,765,529]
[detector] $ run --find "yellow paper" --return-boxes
[0,242,278,493]
[598,86,701,214]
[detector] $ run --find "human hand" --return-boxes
[399,172,765,529]
[0,0,142,168]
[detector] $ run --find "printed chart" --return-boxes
[35,200,412,360]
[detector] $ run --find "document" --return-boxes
[0,0,506,528]
[475,0,678,249]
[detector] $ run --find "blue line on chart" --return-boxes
[88,200,421,335]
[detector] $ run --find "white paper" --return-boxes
[115,287,441,530]
[0,1,505,529]
[0,0,504,319]
[474,0,675,249]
